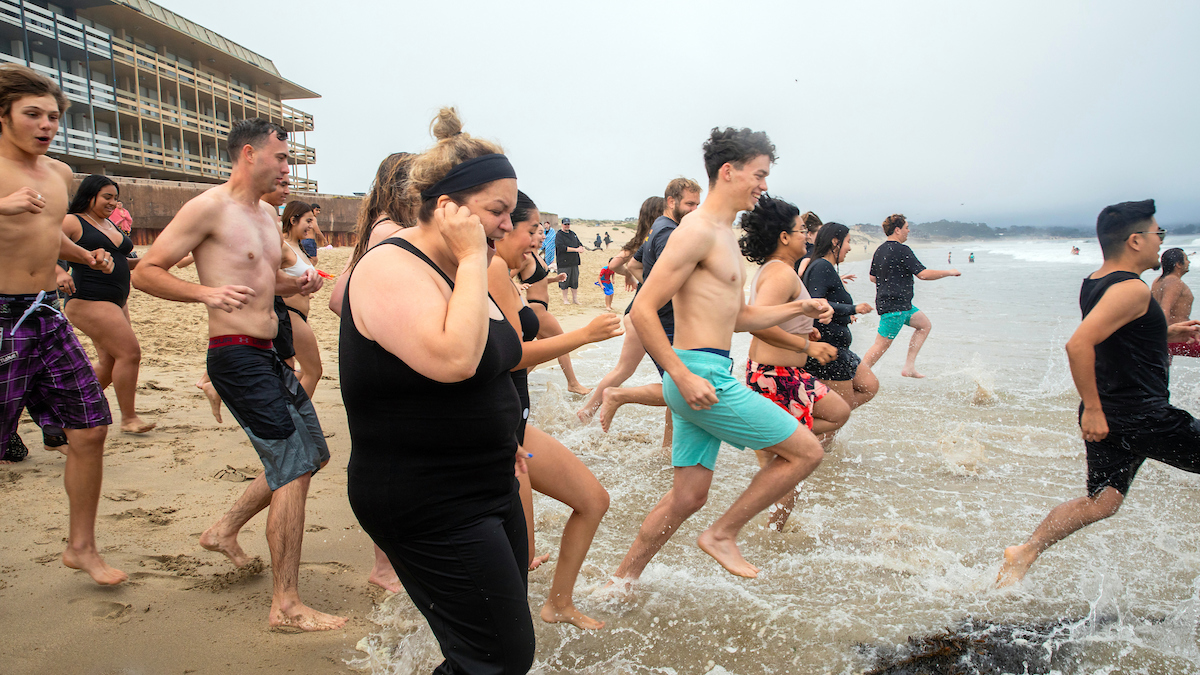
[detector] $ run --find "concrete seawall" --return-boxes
[74,174,363,246]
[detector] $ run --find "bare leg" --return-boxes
[534,306,589,395]
[367,544,401,593]
[570,288,578,304]
[697,425,824,577]
[562,287,570,305]
[196,372,222,423]
[65,300,154,433]
[598,383,664,432]
[289,316,323,398]
[578,315,644,422]
[862,334,894,370]
[526,426,609,630]
[265,473,347,631]
[811,389,850,437]
[996,487,1123,587]
[200,472,272,568]
[901,311,931,378]
[60,426,127,585]
[823,362,879,412]
[517,469,539,569]
[661,408,673,451]
[610,465,713,588]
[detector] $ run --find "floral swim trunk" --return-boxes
[745,359,830,429]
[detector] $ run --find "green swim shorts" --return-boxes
[878,306,921,340]
[662,349,799,471]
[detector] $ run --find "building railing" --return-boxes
[0,0,18,27]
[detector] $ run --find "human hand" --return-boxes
[674,369,718,410]
[805,340,838,364]
[296,268,324,296]
[799,298,834,324]
[808,327,822,342]
[841,273,857,283]
[55,265,75,295]
[517,283,531,292]
[855,302,873,315]
[86,248,115,274]
[1167,320,1200,344]
[201,285,256,313]
[0,186,45,215]
[949,269,961,277]
[584,313,624,343]
[624,274,637,292]
[555,273,567,283]
[1080,407,1108,442]
[515,449,530,476]
[434,202,486,263]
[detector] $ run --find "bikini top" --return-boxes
[519,254,549,285]
[748,260,814,335]
[282,241,316,277]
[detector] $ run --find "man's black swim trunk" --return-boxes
[1085,405,1200,496]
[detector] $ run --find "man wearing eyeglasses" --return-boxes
[998,199,1200,587]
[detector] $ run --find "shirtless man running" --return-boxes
[132,119,345,631]
[611,127,831,583]
[0,64,126,584]
[1151,248,1199,358]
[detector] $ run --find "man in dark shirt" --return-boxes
[590,177,701,440]
[862,214,959,378]
[555,217,585,304]
[997,199,1200,587]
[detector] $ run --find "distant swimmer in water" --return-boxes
[997,200,1200,588]
[1151,248,1199,358]
[969,252,975,263]
[862,214,960,379]
[609,127,832,585]
[1071,246,1081,255]
[948,252,952,264]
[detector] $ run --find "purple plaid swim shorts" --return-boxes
[1,293,111,457]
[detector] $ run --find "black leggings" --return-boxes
[371,493,535,675]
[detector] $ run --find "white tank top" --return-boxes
[748,260,813,335]
[282,241,315,277]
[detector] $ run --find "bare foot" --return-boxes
[567,382,591,396]
[596,575,636,601]
[528,552,551,571]
[995,544,1036,588]
[200,525,252,568]
[268,602,348,632]
[46,443,68,455]
[197,378,223,423]
[576,390,604,423]
[63,546,128,585]
[697,529,759,578]
[541,601,605,629]
[598,388,626,432]
[368,567,402,593]
[120,416,156,434]
[901,369,925,379]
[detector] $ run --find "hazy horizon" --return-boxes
[154,1,1200,227]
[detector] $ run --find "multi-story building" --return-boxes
[0,0,320,192]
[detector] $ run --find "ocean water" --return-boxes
[350,239,1200,675]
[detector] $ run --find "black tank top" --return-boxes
[69,214,133,306]
[1080,271,1169,416]
[519,255,549,285]
[341,237,523,536]
[511,305,540,444]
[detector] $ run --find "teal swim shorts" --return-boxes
[662,349,799,471]
[878,306,921,340]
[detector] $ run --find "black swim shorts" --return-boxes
[207,340,329,490]
[273,296,296,361]
[1085,405,1200,496]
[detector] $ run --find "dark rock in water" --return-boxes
[861,616,1109,675]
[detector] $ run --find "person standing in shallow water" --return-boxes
[997,200,1200,587]
[862,214,960,378]
[341,107,535,674]
[1151,247,1200,358]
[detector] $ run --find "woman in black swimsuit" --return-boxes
[801,223,879,410]
[520,224,590,394]
[61,175,154,434]
[341,108,534,674]
[491,191,621,630]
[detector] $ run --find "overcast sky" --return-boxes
[157,0,1199,227]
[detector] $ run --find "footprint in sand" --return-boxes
[300,561,352,574]
[144,554,207,577]
[186,557,266,592]
[111,507,177,526]
[103,488,145,502]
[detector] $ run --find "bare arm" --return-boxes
[1065,280,1150,441]
[351,204,491,383]
[131,199,255,311]
[735,295,831,332]
[916,268,960,281]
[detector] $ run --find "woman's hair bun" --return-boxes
[431,106,464,141]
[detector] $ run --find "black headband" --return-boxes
[420,154,517,201]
